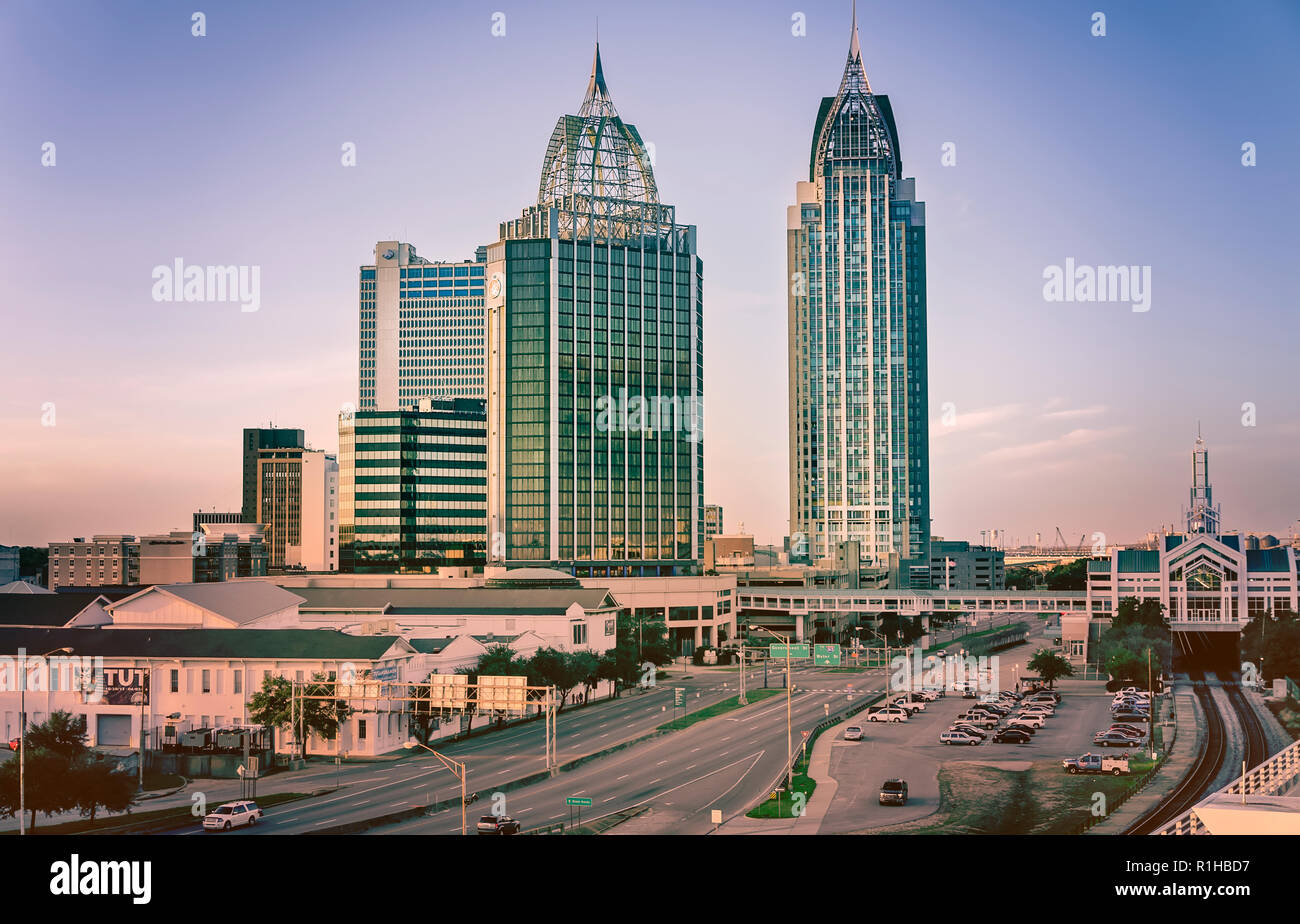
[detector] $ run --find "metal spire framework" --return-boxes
[530,43,676,245]
[813,4,899,179]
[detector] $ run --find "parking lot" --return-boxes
[818,642,1135,833]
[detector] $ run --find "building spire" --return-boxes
[850,0,861,60]
[579,42,617,118]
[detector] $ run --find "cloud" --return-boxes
[981,426,1127,463]
[1042,404,1107,420]
[931,402,1025,439]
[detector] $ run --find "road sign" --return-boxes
[673,687,685,707]
[813,644,841,666]
[769,643,811,659]
[566,796,593,807]
[710,809,723,825]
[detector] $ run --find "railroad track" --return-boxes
[1125,673,1228,835]
[1222,677,1270,774]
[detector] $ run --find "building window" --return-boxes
[358,720,367,740]
[170,670,179,693]
[572,624,588,646]
[201,670,211,694]
[233,671,242,694]
[604,619,615,636]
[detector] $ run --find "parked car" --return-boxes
[940,730,982,746]
[1109,723,1146,737]
[867,706,909,723]
[1020,704,1055,716]
[1093,731,1139,748]
[1112,710,1150,722]
[476,815,521,835]
[879,779,909,805]
[1004,721,1038,736]
[948,723,989,739]
[1063,753,1130,775]
[1009,713,1045,728]
[843,725,864,741]
[202,800,263,831]
[1105,726,1145,741]
[992,727,1032,744]
[956,712,999,728]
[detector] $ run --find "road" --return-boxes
[167,661,828,835]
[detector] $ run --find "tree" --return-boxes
[527,648,597,712]
[1004,567,1038,591]
[1112,596,1167,631]
[1045,558,1089,590]
[1240,609,1300,682]
[69,759,137,822]
[463,644,531,682]
[24,710,89,759]
[247,673,351,759]
[596,643,642,697]
[0,747,78,830]
[1027,648,1074,688]
[620,612,673,666]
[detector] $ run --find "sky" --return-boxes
[2,0,1298,549]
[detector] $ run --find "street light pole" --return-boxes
[404,739,469,835]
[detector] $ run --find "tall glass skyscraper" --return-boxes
[787,12,930,583]
[485,46,704,577]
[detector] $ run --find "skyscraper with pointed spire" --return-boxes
[787,9,930,584]
[484,45,703,576]
[1185,427,1221,535]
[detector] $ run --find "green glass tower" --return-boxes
[485,45,704,577]
[787,11,930,584]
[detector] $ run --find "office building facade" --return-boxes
[48,535,139,590]
[242,427,304,523]
[787,13,930,582]
[359,242,487,410]
[704,504,724,540]
[338,399,487,573]
[485,45,704,577]
[255,448,338,572]
[928,539,1005,590]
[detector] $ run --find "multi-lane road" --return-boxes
[166,660,888,835]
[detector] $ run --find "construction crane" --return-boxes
[1076,534,1086,555]
[1054,527,1066,550]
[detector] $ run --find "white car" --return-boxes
[1010,713,1045,728]
[867,707,909,723]
[844,725,864,741]
[939,730,982,746]
[203,800,263,831]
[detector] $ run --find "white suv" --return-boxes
[203,800,263,831]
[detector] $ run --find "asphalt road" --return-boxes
[368,665,894,835]
[169,662,826,835]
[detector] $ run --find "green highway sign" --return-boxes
[566,796,593,807]
[814,644,842,666]
[768,643,811,659]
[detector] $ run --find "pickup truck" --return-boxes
[1063,752,1130,776]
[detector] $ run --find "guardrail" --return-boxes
[1158,736,1300,835]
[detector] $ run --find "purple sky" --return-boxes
[2,0,1298,549]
